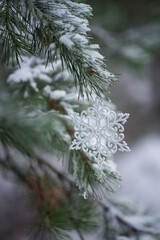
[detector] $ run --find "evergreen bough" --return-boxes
[0,1,160,239]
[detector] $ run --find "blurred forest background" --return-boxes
[87,0,160,211]
[0,0,160,239]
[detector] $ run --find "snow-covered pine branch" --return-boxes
[0,0,117,97]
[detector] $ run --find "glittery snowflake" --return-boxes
[70,98,130,167]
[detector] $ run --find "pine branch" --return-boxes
[50,98,92,170]
[0,0,117,97]
[1,140,159,239]
[1,143,98,240]
[36,155,160,238]
[49,96,121,198]
[59,174,86,240]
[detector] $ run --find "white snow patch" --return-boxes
[43,85,52,97]
[72,33,88,44]
[7,57,52,92]
[59,34,74,48]
[115,134,160,211]
[50,90,66,100]
[103,160,117,172]
[85,49,104,62]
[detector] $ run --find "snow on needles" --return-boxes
[7,57,53,92]
[70,97,130,183]
[51,0,115,86]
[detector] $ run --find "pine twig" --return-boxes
[36,155,160,237]
[59,173,86,240]
[50,99,92,170]
[1,142,160,237]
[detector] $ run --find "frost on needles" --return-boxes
[7,54,130,199]
[69,97,130,198]
[0,0,117,97]
[0,0,129,199]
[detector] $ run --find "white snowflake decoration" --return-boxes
[70,98,130,167]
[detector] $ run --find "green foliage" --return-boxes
[3,53,121,198]
[69,150,120,200]
[28,180,99,240]
[0,0,117,97]
[1,0,160,239]
[0,89,69,157]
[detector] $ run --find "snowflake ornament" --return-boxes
[70,98,130,167]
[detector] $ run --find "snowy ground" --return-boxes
[114,133,160,212]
